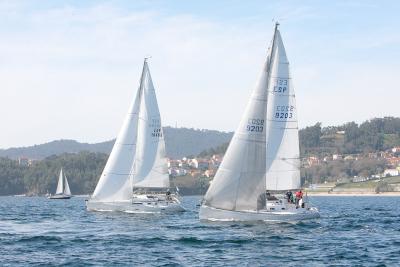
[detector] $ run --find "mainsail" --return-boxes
[203,23,300,211]
[91,59,168,202]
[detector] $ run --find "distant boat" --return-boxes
[86,59,184,213]
[199,23,320,221]
[48,169,72,199]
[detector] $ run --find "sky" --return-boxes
[1,0,399,148]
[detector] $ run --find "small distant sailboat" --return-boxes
[86,59,184,213]
[199,23,319,221]
[48,169,72,199]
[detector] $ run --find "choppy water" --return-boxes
[0,196,399,266]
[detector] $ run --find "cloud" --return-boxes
[0,1,399,148]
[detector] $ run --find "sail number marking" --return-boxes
[152,128,162,137]
[150,119,162,137]
[246,118,264,132]
[273,79,288,93]
[275,105,294,120]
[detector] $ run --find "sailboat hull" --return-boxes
[86,196,185,213]
[48,194,71,200]
[199,205,320,222]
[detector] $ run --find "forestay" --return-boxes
[91,67,143,202]
[265,29,301,191]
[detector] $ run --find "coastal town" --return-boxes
[11,143,400,196]
[165,145,400,194]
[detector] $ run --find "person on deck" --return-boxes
[166,190,172,201]
[295,190,303,207]
[285,191,293,203]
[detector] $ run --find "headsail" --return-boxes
[56,169,64,195]
[265,26,301,191]
[91,65,143,202]
[132,61,169,188]
[64,173,72,196]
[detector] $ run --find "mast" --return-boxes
[130,58,147,190]
[264,22,280,89]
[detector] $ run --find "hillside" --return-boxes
[0,127,233,160]
[197,117,400,158]
[299,117,400,156]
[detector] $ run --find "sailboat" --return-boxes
[48,169,72,199]
[199,23,320,221]
[86,59,184,213]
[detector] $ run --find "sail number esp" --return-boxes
[273,79,288,93]
[246,118,264,132]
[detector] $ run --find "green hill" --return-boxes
[0,127,233,160]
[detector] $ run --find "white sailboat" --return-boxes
[86,59,184,213]
[199,23,319,221]
[48,168,72,199]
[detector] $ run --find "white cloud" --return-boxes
[0,1,399,148]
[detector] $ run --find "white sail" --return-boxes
[202,31,280,212]
[90,67,143,202]
[132,62,169,188]
[265,28,301,191]
[64,174,72,196]
[55,169,64,195]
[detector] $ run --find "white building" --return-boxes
[383,169,399,177]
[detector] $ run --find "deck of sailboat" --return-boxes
[86,195,185,213]
[199,205,320,222]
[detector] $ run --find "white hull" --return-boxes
[86,194,185,213]
[199,205,320,222]
[48,194,71,199]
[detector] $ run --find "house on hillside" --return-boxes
[167,159,180,168]
[332,154,343,160]
[392,147,400,153]
[387,157,400,167]
[368,152,379,159]
[383,169,399,177]
[344,155,357,161]
[307,156,320,166]
[204,169,216,178]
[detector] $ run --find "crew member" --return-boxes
[295,190,303,207]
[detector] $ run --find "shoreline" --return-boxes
[306,192,400,196]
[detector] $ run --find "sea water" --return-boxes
[0,196,399,266]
